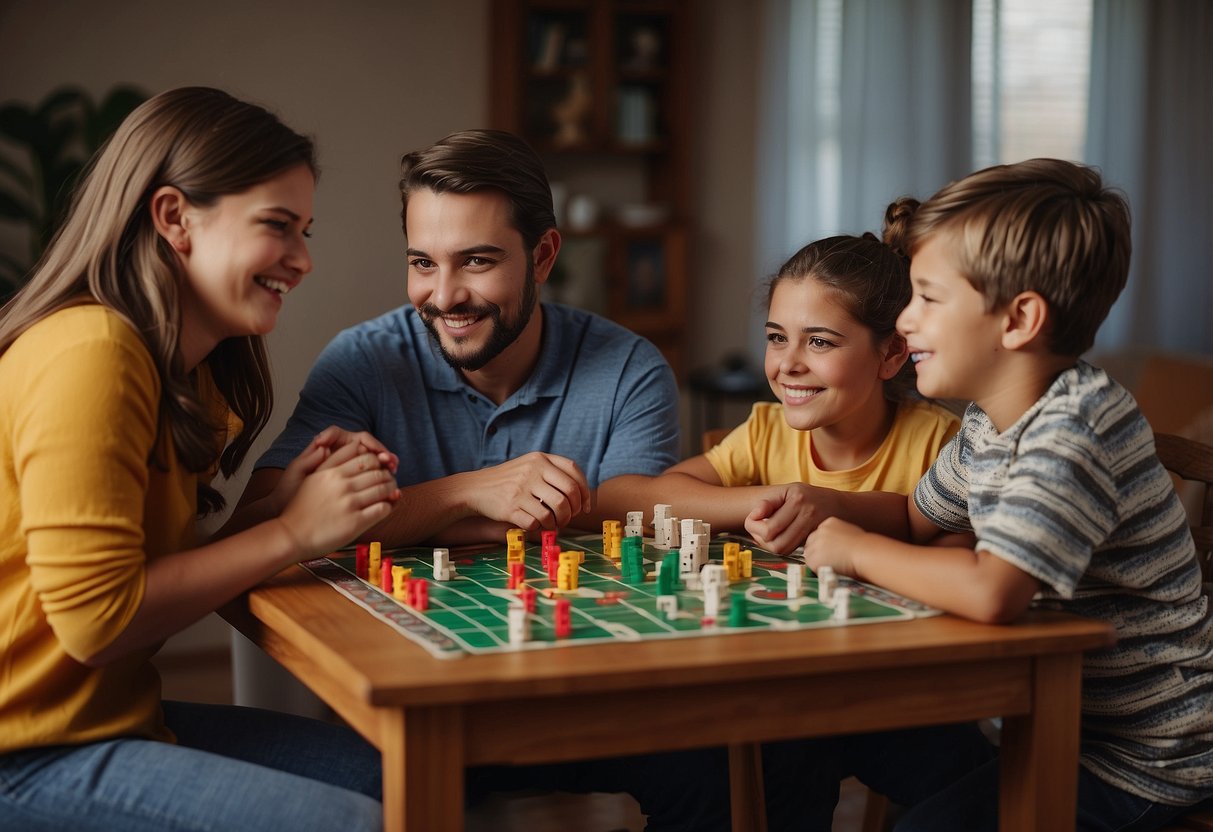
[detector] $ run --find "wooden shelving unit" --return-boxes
[490,0,693,376]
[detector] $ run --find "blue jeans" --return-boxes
[0,701,383,831]
[896,754,1194,832]
[764,722,1194,832]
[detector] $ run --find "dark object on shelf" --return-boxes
[688,353,775,443]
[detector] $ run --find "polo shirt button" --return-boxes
[487,425,498,436]
[467,394,477,403]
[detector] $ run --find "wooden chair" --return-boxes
[704,428,891,832]
[1153,432,1213,832]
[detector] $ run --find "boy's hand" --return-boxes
[744,483,834,555]
[458,452,591,531]
[803,517,865,577]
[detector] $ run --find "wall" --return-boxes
[0,0,762,650]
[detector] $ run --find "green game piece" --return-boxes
[657,553,682,594]
[727,592,750,627]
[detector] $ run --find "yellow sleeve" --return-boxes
[15,331,159,663]
[703,403,775,487]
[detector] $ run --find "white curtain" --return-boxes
[754,0,973,357]
[758,0,1213,360]
[1087,0,1213,355]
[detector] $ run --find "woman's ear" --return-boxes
[149,186,191,254]
[878,333,910,380]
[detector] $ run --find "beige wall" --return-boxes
[0,0,761,491]
[0,0,760,651]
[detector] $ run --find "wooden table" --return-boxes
[221,564,1114,832]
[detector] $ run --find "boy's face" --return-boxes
[898,235,1005,402]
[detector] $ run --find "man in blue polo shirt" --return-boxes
[235,129,679,548]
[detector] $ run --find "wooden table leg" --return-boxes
[729,741,768,832]
[999,653,1083,832]
[380,705,464,832]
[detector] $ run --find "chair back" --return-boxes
[1154,432,1213,581]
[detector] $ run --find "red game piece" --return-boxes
[408,578,429,611]
[508,561,525,589]
[554,598,571,638]
[518,584,537,613]
[355,543,369,579]
[380,557,394,592]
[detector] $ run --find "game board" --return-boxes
[303,533,938,660]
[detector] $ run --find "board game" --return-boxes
[303,532,938,660]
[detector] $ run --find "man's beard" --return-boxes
[419,266,538,373]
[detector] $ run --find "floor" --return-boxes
[153,646,877,830]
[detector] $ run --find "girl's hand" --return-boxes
[744,483,833,555]
[277,443,400,558]
[272,427,398,515]
[803,517,864,577]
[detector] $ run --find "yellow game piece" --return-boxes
[723,541,741,581]
[557,550,580,591]
[392,565,411,600]
[368,541,382,582]
[740,548,753,578]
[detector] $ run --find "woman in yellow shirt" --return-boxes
[614,232,959,554]
[0,88,399,831]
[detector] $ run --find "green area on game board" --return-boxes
[313,534,916,657]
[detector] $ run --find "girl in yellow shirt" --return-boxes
[0,88,399,831]
[614,231,959,554]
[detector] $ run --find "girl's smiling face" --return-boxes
[764,276,902,434]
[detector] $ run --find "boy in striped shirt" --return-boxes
[749,158,1211,831]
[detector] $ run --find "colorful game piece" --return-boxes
[740,548,753,578]
[368,541,382,580]
[557,550,580,591]
[553,598,571,638]
[723,541,740,581]
[818,566,837,603]
[786,563,803,599]
[432,548,453,581]
[506,528,526,564]
[727,592,750,627]
[657,553,682,595]
[508,603,530,645]
[546,549,560,582]
[380,556,394,592]
[354,543,369,580]
[392,565,411,601]
[832,588,851,621]
[621,536,645,584]
[408,578,429,611]
[518,583,537,613]
[656,594,678,619]
[508,560,525,589]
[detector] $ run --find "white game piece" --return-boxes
[786,564,803,598]
[433,547,454,581]
[832,588,851,620]
[703,590,720,619]
[701,564,728,602]
[818,566,836,603]
[508,604,531,644]
[656,595,678,619]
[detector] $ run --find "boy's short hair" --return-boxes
[398,129,556,252]
[900,158,1132,356]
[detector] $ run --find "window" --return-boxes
[972,0,1094,167]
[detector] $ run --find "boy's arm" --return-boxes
[804,516,1040,624]
[745,486,917,553]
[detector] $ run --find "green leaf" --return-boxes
[35,87,90,124]
[0,153,33,192]
[89,86,146,149]
[0,250,31,294]
[0,103,37,144]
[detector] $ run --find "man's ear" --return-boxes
[148,185,192,254]
[1001,291,1050,351]
[877,333,910,380]
[531,228,562,285]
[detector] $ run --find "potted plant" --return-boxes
[0,85,146,296]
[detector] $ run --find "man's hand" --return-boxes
[273,426,398,515]
[459,452,591,531]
